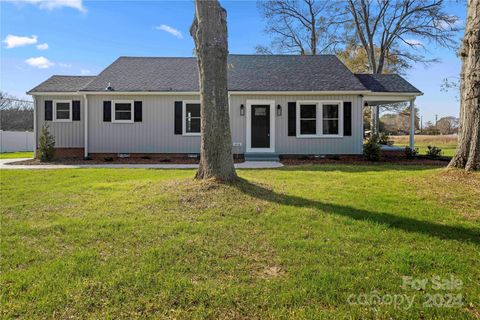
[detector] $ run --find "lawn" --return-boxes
[391,135,458,157]
[1,165,479,319]
[0,151,34,159]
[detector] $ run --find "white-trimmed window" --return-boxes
[183,101,201,135]
[53,100,72,122]
[296,101,343,137]
[112,100,134,123]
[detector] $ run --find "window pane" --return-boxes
[323,104,339,118]
[300,120,316,134]
[186,118,200,133]
[186,103,200,117]
[115,111,131,120]
[56,110,70,120]
[115,103,131,112]
[323,119,339,134]
[56,102,70,112]
[300,104,316,118]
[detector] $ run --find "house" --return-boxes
[27,55,422,160]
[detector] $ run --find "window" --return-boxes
[296,101,343,137]
[54,100,72,122]
[112,100,133,123]
[323,104,339,135]
[299,104,317,135]
[183,101,201,135]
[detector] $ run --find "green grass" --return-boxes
[1,166,479,319]
[0,151,33,159]
[391,135,458,157]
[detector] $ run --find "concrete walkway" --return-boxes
[0,158,283,170]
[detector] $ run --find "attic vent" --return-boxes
[105,82,114,91]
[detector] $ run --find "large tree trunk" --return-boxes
[190,0,237,182]
[448,0,480,171]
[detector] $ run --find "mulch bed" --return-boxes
[281,155,451,166]
[7,157,247,165]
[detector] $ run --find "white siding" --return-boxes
[34,93,363,155]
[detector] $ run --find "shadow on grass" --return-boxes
[232,178,479,245]
[277,163,444,173]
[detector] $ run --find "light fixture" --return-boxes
[240,104,245,116]
[277,104,282,116]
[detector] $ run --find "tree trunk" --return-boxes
[448,0,480,171]
[190,0,237,181]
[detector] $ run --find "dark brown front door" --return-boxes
[251,105,270,148]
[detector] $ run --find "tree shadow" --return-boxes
[276,163,444,173]
[232,178,480,245]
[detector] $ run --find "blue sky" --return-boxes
[0,0,466,123]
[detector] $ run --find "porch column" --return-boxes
[409,98,415,149]
[83,94,88,158]
[33,96,37,159]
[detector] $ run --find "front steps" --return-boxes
[244,153,280,161]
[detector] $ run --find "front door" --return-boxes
[251,105,270,148]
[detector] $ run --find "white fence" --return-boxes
[0,130,34,152]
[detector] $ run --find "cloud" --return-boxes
[7,0,86,13]
[80,69,91,75]
[155,25,183,39]
[405,39,423,47]
[25,56,54,69]
[59,62,72,68]
[3,34,38,48]
[36,43,49,50]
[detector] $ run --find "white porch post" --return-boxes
[33,96,37,159]
[83,94,88,158]
[409,98,415,149]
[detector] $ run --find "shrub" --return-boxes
[404,147,419,159]
[104,157,113,162]
[363,134,381,161]
[378,132,393,146]
[38,124,55,162]
[426,145,442,158]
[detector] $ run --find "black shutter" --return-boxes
[45,100,53,121]
[174,101,182,134]
[103,101,111,122]
[134,101,142,122]
[343,102,352,136]
[288,102,296,136]
[72,100,81,121]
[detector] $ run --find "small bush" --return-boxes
[104,157,114,162]
[404,147,418,159]
[426,146,442,158]
[38,124,55,162]
[141,155,151,160]
[378,132,393,146]
[363,134,381,161]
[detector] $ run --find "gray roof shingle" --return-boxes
[28,75,95,93]
[354,73,421,93]
[28,55,421,94]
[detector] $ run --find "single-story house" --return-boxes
[27,55,422,160]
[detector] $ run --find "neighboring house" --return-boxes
[27,55,422,160]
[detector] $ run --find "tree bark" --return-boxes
[190,0,237,182]
[448,0,480,171]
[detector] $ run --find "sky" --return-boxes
[0,0,466,123]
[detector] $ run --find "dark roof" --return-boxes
[28,55,421,94]
[81,55,369,92]
[29,75,95,92]
[354,74,421,93]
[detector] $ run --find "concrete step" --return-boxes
[244,153,280,161]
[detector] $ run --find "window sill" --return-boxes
[112,120,134,124]
[182,133,201,136]
[53,119,72,123]
[296,135,344,139]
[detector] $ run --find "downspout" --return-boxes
[83,94,88,158]
[33,96,37,158]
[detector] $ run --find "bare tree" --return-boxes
[190,0,237,182]
[436,116,459,135]
[449,0,479,171]
[343,0,460,74]
[0,91,34,131]
[257,0,339,54]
